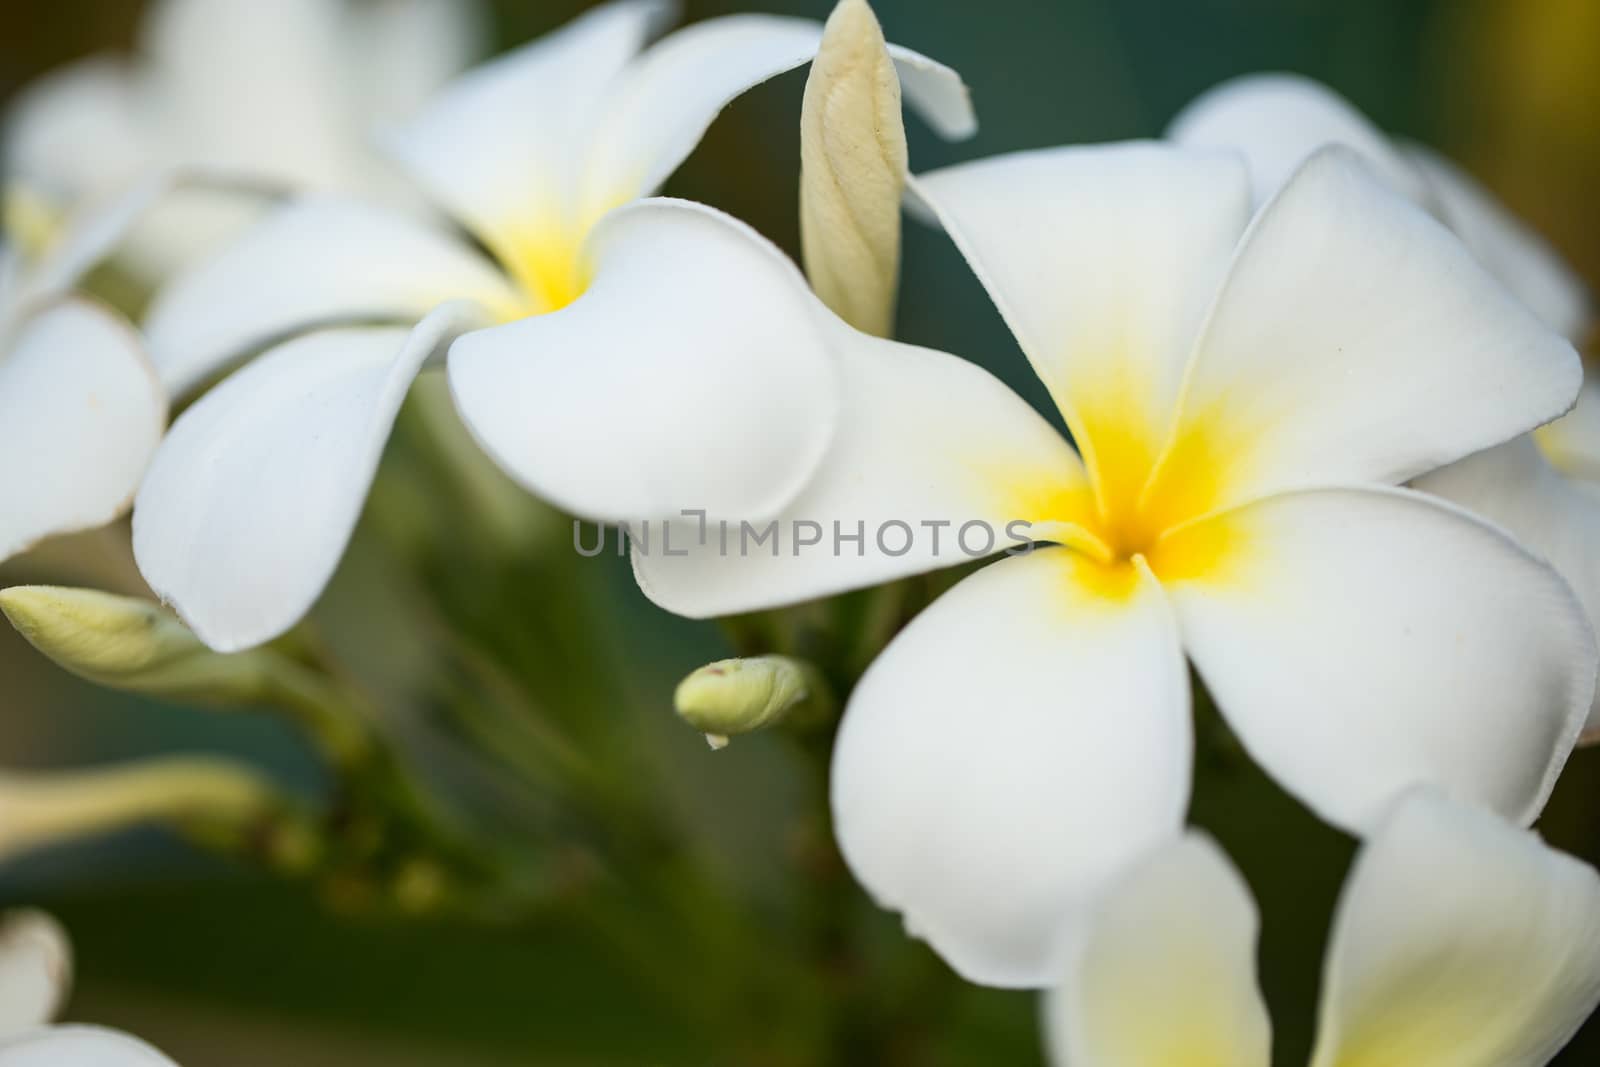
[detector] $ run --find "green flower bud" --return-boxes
[799,0,907,338]
[0,759,282,864]
[0,586,370,766]
[674,656,832,748]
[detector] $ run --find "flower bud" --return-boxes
[0,910,70,1037]
[0,759,281,865]
[0,586,370,766]
[799,0,907,337]
[674,655,831,748]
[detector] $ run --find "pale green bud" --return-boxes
[674,656,832,748]
[799,0,907,338]
[0,759,281,865]
[0,586,370,766]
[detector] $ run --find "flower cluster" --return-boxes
[2,0,1598,1061]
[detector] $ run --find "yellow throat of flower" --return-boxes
[1008,369,1246,595]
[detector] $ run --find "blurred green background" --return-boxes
[3,0,1599,1063]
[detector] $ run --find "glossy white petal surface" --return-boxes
[0,1026,179,1067]
[1043,835,1270,1067]
[1310,790,1600,1067]
[909,142,1249,469]
[134,303,485,651]
[1172,147,1580,510]
[144,197,521,397]
[1166,72,1428,207]
[1416,437,1600,736]
[1406,144,1591,343]
[1162,486,1594,833]
[831,549,1190,988]
[449,199,839,526]
[0,301,165,563]
[633,328,1086,618]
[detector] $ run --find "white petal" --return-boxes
[1172,146,1580,510]
[144,197,521,397]
[448,199,840,526]
[0,912,70,1038]
[632,325,1087,618]
[2,57,152,202]
[1309,789,1600,1067]
[1538,379,1600,482]
[583,15,975,215]
[1043,835,1270,1067]
[1159,485,1595,833]
[19,173,181,304]
[141,0,362,189]
[0,1026,179,1067]
[1166,72,1429,207]
[350,0,489,127]
[831,549,1190,988]
[1416,437,1600,736]
[909,142,1250,498]
[383,0,676,244]
[1406,144,1592,343]
[133,303,484,652]
[0,300,166,563]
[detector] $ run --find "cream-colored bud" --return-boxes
[0,910,71,1037]
[1,587,369,766]
[674,656,831,747]
[0,759,280,865]
[800,0,907,337]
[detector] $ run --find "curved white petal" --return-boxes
[383,0,676,243]
[3,57,152,202]
[1406,145,1592,343]
[831,549,1190,988]
[1166,72,1428,208]
[1044,835,1270,1067]
[1538,379,1600,483]
[909,142,1250,498]
[133,304,484,652]
[1416,437,1600,736]
[0,912,70,1039]
[351,0,490,126]
[1309,789,1600,1067]
[1159,485,1595,834]
[141,0,360,189]
[633,328,1087,618]
[0,300,166,563]
[584,15,975,215]
[449,199,840,527]
[144,197,521,397]
[0,1026,179,1067]
[1171,146,1580,511]
[20,173,181,304]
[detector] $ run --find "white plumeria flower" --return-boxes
[633,142,1597,986]
[1170,73,1600,737]
[4,0,486,280]
[0,182,167,564]
[1044,790,1600,1067]
[0,909,179,1066]
[132,0,974,653]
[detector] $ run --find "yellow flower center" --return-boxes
[1006,365,1246,594]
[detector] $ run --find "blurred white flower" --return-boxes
[1170,73,1600,738]
[0,181,166,564]
[132,0,975,653]
[0,909,180,1066]
[1043,790,1600,1067]
[4,0,488,280]
[634,142,1595,986]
